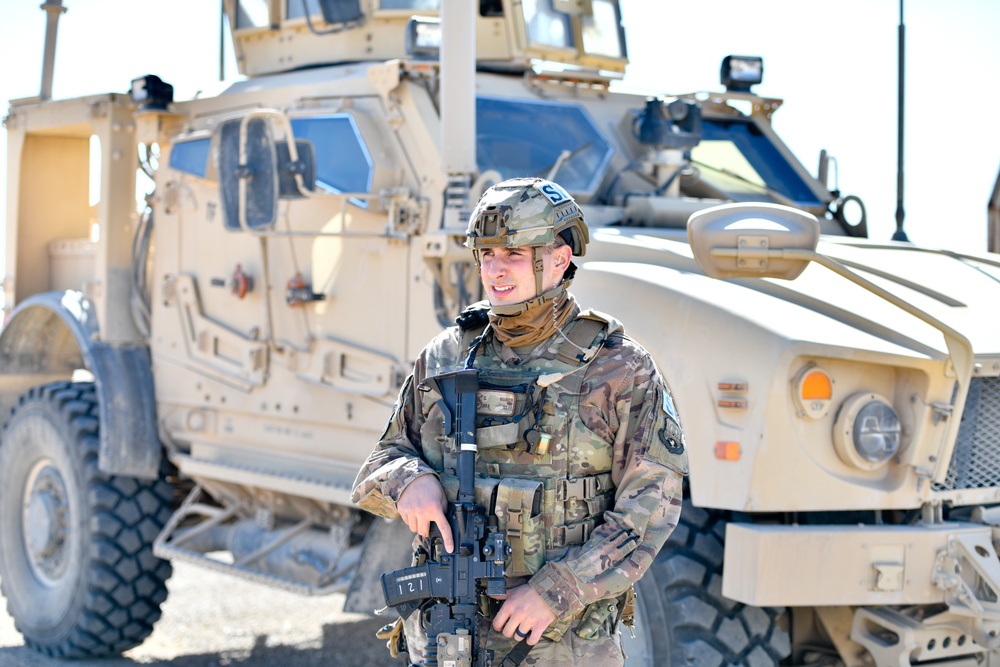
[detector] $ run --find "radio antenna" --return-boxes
[892,0,909,241]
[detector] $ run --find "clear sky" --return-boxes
[1,0,998,259]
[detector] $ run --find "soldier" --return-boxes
[352,177,688,665]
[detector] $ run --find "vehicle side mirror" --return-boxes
[817,148,830,189]
[688,202,820,280]
[276,139,316,199]
[219,117,278,230]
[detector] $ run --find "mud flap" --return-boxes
[343,517,415,615]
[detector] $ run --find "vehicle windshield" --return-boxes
[476,96,613,194]
[186,98,819,219]
[476,98,821,209]
[689,118,822,207]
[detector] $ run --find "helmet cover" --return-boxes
[465,177,589,256]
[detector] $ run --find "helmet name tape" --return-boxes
[537,182,570,205]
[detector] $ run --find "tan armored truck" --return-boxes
[4,2,1000,665]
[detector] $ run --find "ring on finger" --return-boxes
[514,627,529,639]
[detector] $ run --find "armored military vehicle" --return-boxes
[4,1,1000,665]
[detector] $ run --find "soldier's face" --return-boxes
[480,244,572,306]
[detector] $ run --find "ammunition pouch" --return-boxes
[619,584,636,635]
[443,471,615,570]
[440,473,500,512]
[495,478,544,576]
[575,598,617,641]
[574,585,636,641]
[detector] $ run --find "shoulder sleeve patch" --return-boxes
[661,387,679,422]
[646,386,689,475]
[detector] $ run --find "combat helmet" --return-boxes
[465,177,589,295]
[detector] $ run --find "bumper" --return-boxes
[723,521,1000,608]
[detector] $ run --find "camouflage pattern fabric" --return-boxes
[352,299,687,665]
[465,177,588,255]
[402,599,625,665]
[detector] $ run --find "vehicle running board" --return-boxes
[154,485,360,596]
[176,452,356,506]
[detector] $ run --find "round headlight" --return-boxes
[833,392,901,470]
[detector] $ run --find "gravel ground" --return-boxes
[0,561,402,667]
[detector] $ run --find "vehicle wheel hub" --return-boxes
[23,463,70,583]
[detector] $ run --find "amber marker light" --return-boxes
[793,366,833,420]
[715,441,742,461]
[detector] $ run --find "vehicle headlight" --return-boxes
[833,392,901,470]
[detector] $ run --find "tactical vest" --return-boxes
[433,310,618,578]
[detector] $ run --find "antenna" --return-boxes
[219,1,226,82]
[39,0,67,101]
[892,0,909,241]
[989,164,1000,253]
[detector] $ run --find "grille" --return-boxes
[934,377,1000,492]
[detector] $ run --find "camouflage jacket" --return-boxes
[351,302,687,625]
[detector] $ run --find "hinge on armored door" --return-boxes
[381,188,427,236]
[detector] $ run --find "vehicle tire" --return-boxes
[623,499,791,666]
[0,381,174,658]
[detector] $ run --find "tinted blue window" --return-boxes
[476,97,612,194]
[170,138,211,178]
[701,119,821,207]
[290,115,373,198]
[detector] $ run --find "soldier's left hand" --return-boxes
[491,585,556,646]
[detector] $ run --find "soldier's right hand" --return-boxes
[397,474,454,553]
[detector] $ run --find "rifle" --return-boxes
[381,368,523,667]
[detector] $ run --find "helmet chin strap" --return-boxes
[477,244,568,309]
[533,246,545,297]
[491,283,564,317]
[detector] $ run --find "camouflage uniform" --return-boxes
[353,305,687,665]
[352,177,688,666]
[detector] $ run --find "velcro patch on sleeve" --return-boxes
[646,388,689,475]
